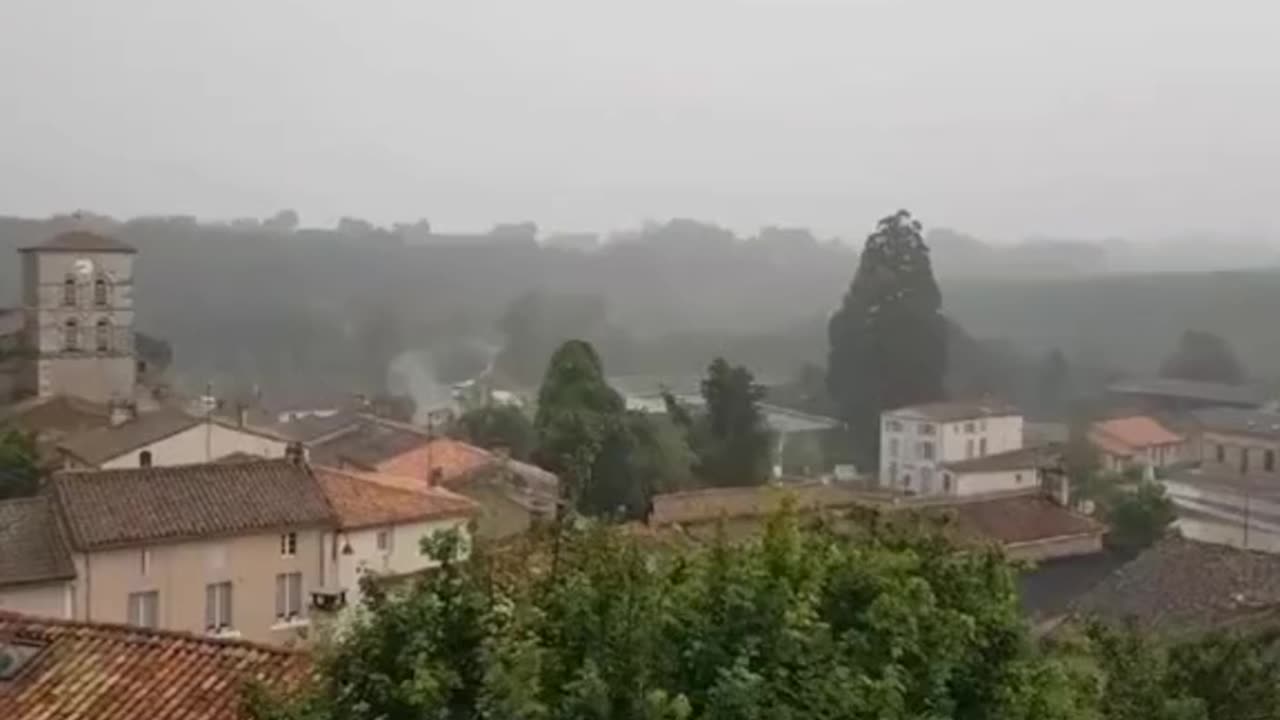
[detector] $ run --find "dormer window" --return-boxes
[94,277,108,306]
[63,318,79,351]
[63,275,77,306]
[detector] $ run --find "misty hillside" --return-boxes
[2,214,1279,400]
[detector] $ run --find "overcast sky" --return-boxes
[2,0,1278,241]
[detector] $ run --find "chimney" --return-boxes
[108,401,134,427]
[285,441,306,466]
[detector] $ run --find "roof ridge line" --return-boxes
[0,609,306,656]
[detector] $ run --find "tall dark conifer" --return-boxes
[827,210,946,466]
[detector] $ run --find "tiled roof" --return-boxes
[58,407,202,465]
[19,230,137,253]
[377,437,494,483]
[941,445,1055,474]
[0,611,308,720]
[649,482,867,526]
[1193,407,1280,441]
[52,459,334,550]
[939,492,1105,546]
[1107,377,1267,408]
[314,466,478,530]
[1070,537,1280,630]
[0,497,75,587]
[888,401,1020,423]
[308,415,431,468]
[1091,416,1182,451]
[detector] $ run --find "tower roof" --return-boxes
[20,230,136,254]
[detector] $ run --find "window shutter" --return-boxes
[224,584,232,628]
[275,574,286,618]
[205,585,216,629]
[289,573,303,616]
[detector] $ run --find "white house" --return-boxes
[879,401,1023,495]
[314,467,479,614]
[58,406,290,469]
[938,446,1047,497]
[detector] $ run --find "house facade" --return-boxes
[315,467,478,611]
[1193,407,1280,477]
[58,408,289,469]
[0,497,76,618]
[938,446,1048,497]
[49,458,335,645]
[879,401,1023,495]
[1088,415,1184,477]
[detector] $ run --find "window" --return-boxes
[966,439,975,459]
[275,572,303,621]
[1217,444,1226,463]
[63,318,79,351]
[1267,450,1276,473]
[205,582,232,631]
[63,275,77,306]
[1241,448,1250,474]
[127,591,158,628]
[979,438,988,456]
[1015,473,1024,484]
[889,438,900,458]
[918,423,936,436]
[919,441,935,461]
[884,419,902,432]
[376,529,392,553]
[140,548,151,576]
[943,473,953,493]
[94,277,108,306]
[280,532,297,558]
[138,450,152,468]
[95,319,110,352]
[964,422,976,433]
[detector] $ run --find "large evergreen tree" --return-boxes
[1159,329,1246,385]
[827,210,946,466]
[533,340,640,517]
[694,357,773,486]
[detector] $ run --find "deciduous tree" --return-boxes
[1160,330,1246,385]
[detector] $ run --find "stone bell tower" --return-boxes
[18,230,138,404]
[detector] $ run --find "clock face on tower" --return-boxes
[73,257,95,277]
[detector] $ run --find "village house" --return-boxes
[879,401,1023,495]
[1192,406,1280,476]
[0,497,76,618]
[0,611,309,720]
[43,457,334,645]
[314,466,478,610]
[55,405,289,469]
[1088,415,1184,477]
[938,445,1055,497]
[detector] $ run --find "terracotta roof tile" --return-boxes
[888,401,1020,423]
[650,483,866,526]
[58,407,202,465]
[376,437,494,483]
[1070,537,1280,630]
[940,493,1105,546]
[1091,416,1182,452]
[0,611,309,720]
[52,459,334,550]
[307,415,430,468]
[0,497,75,587]
[314,466,478,530]
[941,445,1056,473]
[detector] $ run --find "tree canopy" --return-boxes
[827,210,947,466]
[690,358,773,486]
[250,513,1280,720]
[533,340,639,517]
[1159,330,1246,386]
[451,405,537,461]
[0,428,39,500]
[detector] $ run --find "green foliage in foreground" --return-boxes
[0,428,40,500]
[249,517,1280,720]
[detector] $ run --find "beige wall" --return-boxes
[328,516,471,610]
[97,423,289,469]
[1198,430,1280,476]
[75,526,326,645]
[0,580,74,619]
[952,467,1038,496]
